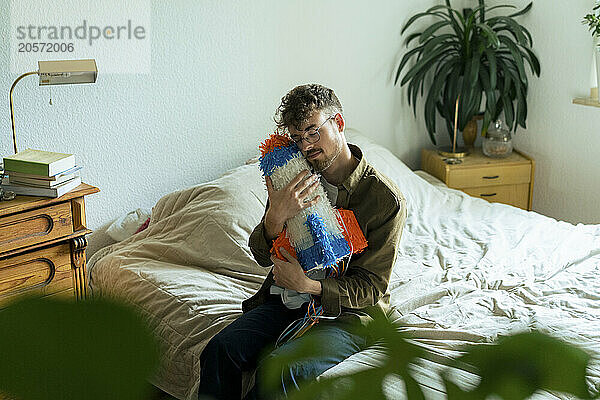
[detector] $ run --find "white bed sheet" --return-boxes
[88,130,600,399]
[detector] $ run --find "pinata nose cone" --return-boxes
[259,134,293,157]
[258,134,304,177]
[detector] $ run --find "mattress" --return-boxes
[88,129,600,399]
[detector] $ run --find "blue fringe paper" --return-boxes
[297,213,351,271]
[259,143,301,177]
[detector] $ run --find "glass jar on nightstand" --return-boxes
[483,120,513,158]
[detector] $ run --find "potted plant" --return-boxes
[394,0,541,146]
[583,1,600,98]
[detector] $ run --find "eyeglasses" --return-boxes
[290,115,336,145]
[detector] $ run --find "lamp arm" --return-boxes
[9,71,39,154]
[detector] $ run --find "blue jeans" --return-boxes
[198,295,366,400]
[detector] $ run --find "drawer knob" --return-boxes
[482,175,500,179]
[480,193,497,197]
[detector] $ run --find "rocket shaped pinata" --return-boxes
[259,133,367,275]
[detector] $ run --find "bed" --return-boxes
[87,129,600,400]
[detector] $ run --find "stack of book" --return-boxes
[1,149,82,198]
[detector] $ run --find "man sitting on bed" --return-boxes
[198,83,407,400]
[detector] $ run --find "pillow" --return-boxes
[106,208,152,242]
[414,170,447,187]
[98,162,269,279]
[345,128,414,182]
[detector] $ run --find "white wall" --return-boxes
[447,0,600,225]
[1,1,598,258]
[1,0,437,255]
[507,0,600,225]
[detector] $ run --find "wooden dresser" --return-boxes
[421,148,535,210]
[0,183,99,308]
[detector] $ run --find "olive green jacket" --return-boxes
[242,144,407,325]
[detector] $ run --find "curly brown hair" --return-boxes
[274,84,343,133]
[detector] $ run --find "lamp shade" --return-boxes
[38,59,97,86]
[8,59,97,154]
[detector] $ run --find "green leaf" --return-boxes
[402,373,426,400]
[419,20,452,43]
[404,32,421,46]
[453,48,481,130]
[443,377,480,400]
[467,49,481,87]
[463,6,484,35]
[444,68,463,120]
[444,1,465,38]
[521,46,541,76]
[494,60,514,130]
[481,111,492,136]
[422,34,459,56]
[408,67,428,115]
[489,16,533,45]
[499,36,527,84]
[481,4,517,15]
[484,47,497,89]
[479,64,497,135]
[395,45,425,85]
[456,331,594,399]
[502,92,515,131]
[515,84,528,131]
[401,5,450,35]
[459,86,477,130]
[495,26,530,47]
[446,83,463,141]
[261,333,323,394]
[495,17,528,45]
[508,2,533,19]
[499,60,512,98]
[400,46,453,86]
[452,7,467,28]
[499,60,526,132]
[293,369,391,400]
[469,82,483,121]
[0,297,159,400]
[475,22,500,48]
[262,311,429,400]
[425,59,459,144]
[500,56,526,93]
[493,96,504,121]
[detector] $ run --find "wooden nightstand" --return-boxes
[0,183,99,307]
[421,148,535,210]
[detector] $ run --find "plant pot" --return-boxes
[462,117,478,148]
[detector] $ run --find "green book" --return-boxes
[3,149,75,177]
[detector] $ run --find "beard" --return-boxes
[309,134,343,172]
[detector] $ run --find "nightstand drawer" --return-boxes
[0,243,73,307]
[463,184,530,209]
[447,164,531,189]
[0,202,73,254]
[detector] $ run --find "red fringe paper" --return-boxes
[270,209,367,262]
[271,229,297,261]
[337,209,368,254]
[259,134,292,157]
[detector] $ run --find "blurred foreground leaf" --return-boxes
[262,309,595,400]
[0,296,159,400]
[262,310,426,400]
[446,331,594,400]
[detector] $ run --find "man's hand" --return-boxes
[264,171,321,240]
[271,248,322,295]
